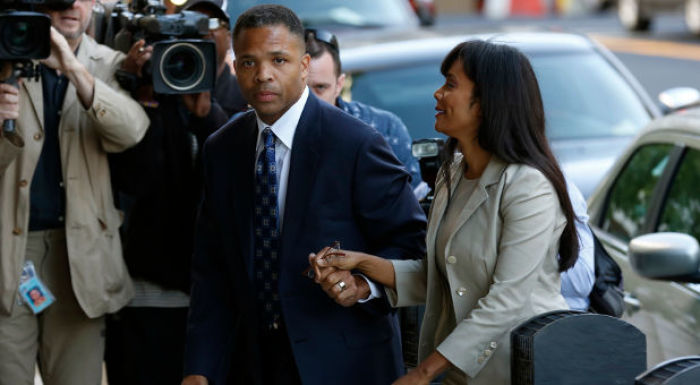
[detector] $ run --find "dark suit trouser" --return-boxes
[105,306,188,385]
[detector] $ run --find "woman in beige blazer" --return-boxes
[311,41,579,385]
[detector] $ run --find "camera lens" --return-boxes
[160,42,206,92]
[1,19,39,58]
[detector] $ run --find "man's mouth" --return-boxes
[256,91,277,102]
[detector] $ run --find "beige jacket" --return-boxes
[387,154,569,385]
[0,34,149,318]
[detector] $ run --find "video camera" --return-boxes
[0,0,74,146]
[0,0,74,61]
[108,0,216,94]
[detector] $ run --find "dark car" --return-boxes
[587,107,700,367]
[340,32,661,198]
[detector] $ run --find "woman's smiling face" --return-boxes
[433,59,481,142]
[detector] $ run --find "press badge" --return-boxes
[18,261,55,314]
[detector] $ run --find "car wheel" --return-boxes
[686,0,700,35]
[619,0,651,31]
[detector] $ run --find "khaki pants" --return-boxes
[0,229,105,385]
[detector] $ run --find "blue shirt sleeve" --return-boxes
[560,179,596,311]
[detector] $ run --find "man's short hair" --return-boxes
[232,4,305,47]
[305,29,341,77]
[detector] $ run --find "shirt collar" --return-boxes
[256,86,309,150]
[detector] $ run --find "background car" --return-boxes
[587,107,700,367]
[340,31,661,198]
[226,0,419,31]
[617,0,700,35]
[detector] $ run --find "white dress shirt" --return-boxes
[253,87,380,301]
[561,179,596,311]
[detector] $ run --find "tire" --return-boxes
[686,0,700,35]
[618,0,652,31]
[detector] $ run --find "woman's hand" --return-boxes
[306,248,370,307]
[314,247,365,271]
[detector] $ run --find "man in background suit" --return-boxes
[182,4,426,385]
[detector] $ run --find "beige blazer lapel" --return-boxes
[444,156,508,250]
[425,155,464,258]
[22,75,44,131]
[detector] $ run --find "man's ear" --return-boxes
[301,53,311,82]
[337,73,346,90]
[335,73,346,100]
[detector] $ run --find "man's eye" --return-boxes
[274,57,287,64]
[241,60,255,67]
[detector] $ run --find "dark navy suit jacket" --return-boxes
[184,92,427,385]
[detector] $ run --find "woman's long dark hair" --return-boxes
[439,40,578,272]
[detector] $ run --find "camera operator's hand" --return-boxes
[41,27,95,109]
[122,40,153,77]
[0,83,20,127]
[182,92,212,118]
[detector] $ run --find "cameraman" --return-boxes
[0,0,149,384]
[183,0,248,118]
[104,37,229,385]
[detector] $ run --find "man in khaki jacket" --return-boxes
[0,1,149,384]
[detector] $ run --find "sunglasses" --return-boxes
[305,28,339,52]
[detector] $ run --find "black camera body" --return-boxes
[0,0,74,60]
[111,1,216,94]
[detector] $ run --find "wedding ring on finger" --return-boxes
[336,281,347,292]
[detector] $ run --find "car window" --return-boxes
[531,52,651,140]
[348,51,651,142]
[348,62,443,141]
[657,148,700,240]
[601,143,674,242]
[227,0,412,28]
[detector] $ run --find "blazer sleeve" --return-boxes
[385,259,428,307]
[351,130,427,314]
[184,148,235,381]
[436,168,564,378]
[81,51,149,153]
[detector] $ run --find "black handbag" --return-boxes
[588,230,625,318]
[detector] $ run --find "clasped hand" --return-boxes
[306,247,369,307]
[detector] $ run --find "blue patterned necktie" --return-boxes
[254,128,281,329]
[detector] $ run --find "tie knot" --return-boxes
[263,128,275,149]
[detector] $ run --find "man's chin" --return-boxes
[56,26,84,41]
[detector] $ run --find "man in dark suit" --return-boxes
[181,4,426,385]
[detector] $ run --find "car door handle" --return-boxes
[624,292,641,311]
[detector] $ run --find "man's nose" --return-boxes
[255,62,273,83]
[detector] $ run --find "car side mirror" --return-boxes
[658,87,700,114]
[628,232,700,283]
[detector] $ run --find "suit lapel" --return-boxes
[280,95,320,261]
[22,75,44,131]
[446,156,508,247]
[232,115,258,280]
[425,155,464,259]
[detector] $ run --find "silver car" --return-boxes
[341,32,660,197]
[587,107,700,367]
